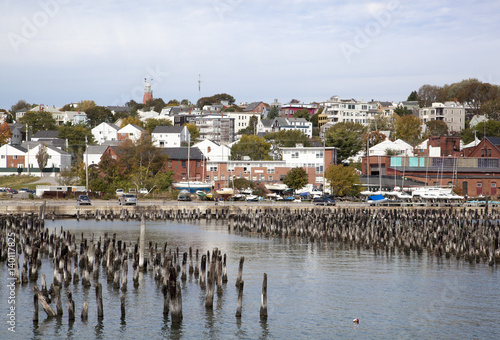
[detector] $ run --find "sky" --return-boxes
[1,0,499,110]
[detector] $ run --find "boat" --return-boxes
[245,194,259,201]
[216,187,234,195]
[172,181,211,193]
[367,194,388,205]
[196,190,213,200]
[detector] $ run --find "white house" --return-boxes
[151,126,189,147]
[256,119,273,134]
[83,145,110,167]
[25,143,71,176]
[368,139,414,157]
[92,122,120,145]
[282,118,313,138]
[193,139,231,162]
[224,112,261,134]
[117,124,146,142]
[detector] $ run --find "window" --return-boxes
[267,168,275,174]
[0,155,4,159]
[291,152,299,159]
[13,155,18,159]
[182,161,186,168]
[268,175,273,181]
[316,151,323,158]
[481,149,485,157]
[488,149,492,157]
[477,183,482,187]
[196,161,200,167]
[181,173,186,179]
[316,165,324,174]
[168,161,172,167]
[209,166,218,172]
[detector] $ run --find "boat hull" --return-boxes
[172,182,212,193]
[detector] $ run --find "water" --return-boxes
[1,219,499,339]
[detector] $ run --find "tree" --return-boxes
[267,106,280,120]
[10,99,31,113]
[481,98,500,120]
[231,177,256,191]
[393,115,422,145]
[196,93,235,108]
[417,84,441,107]
[0,121,12,145]
[364,131,387,150]
[368,114,393,132]
[283,167,308,191]
[456,81,500,116]
[465,120,500,141]
[324,122,366,163]
[223,105,243,112]
[19,111,57,134]
[407,91,418,102]
[425,120,448,136]
[76,100,96,112]
[292,108,310,120]
[324,164,361,197]
[230,135,272,161]
[183,123,199,144]
[290,99,300,104]
[180,99,193,106]
[144,118,173,133]
[166,99,180,107]
[393,106,413,116]
[85,106,114,128]
[237,115,258,135]
[120,116,142,128]
[310,113,319,128]
[36,143,49,174]
[264,129,311,148]
[58,124,95,155]
[145,98,166,112]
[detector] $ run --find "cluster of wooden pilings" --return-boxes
[231,207,500,265]
[0,213,267,324]
[72,207,230,222]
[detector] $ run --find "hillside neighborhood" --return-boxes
[1,78,500,200]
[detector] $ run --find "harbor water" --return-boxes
[1,219,499,339]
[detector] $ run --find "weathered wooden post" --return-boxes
[222,253,228,283]
[33,293,39,322]
[81,302,88,321]
[205,254,216,309]
[67,291,75,321]
[121,295,126,319]
[200,254,206,289]
[139,215,146,271]
[121,258,128,291]
[53,284,63,316]
[33,286,56,317]
[235,256,244,288]
[260,273,268,320]
[235,281,244,318]
[96,283,103,319]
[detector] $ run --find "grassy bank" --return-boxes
[0,175,52,190]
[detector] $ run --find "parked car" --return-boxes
[116,188,124,196]
[177,190,191,201]
[77,195,92,206]
[313,196,335,206]
[139,188,148,195]
[118,194,138,206]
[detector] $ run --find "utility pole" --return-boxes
[85,136,89,192]
[26,124,30,176]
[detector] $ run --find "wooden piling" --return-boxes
[96,282,103,319]
[139,216,146,271]
[33,286,56,317]
[235,281,244,318]
[260,273,268,320]
[81,302,88,321]
[235,256,244,288]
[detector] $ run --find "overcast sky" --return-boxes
[1,0,499,110]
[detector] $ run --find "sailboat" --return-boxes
[172,134,212,193]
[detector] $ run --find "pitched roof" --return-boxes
[160,147,204,160]
[33,130,59,139]
[152,126,184,134]
[486,137,500,146]
[244,102,263,112]
[86,145,109,154]
[260,119,273,128]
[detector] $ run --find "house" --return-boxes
[151,126,190,147]
[280,103,318,117]
[243,102,268,114]
[368,139,414,157]
[224,111,261,134]
[191,115,235,144]
[92,122,120,145]
[117,124,146,142]
[83,145,110,167]
[464,137,500,158]
[193,139,231,162]
[32,130,59,141]
[161,147,205,182]
[0,144,27,170]
[282,117,313,138]
[256,119,273,134]
[419,102,465,133]
[469,115,488,128]
[8,123,26,145]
